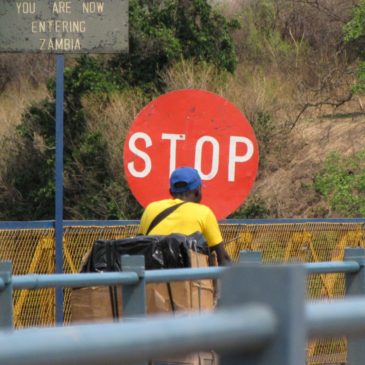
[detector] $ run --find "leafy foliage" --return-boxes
[344,0,365,93]
[251,110,275,168]
[314,151,365,217]
[0,0,238,220]
[228,196,270,219]
[344,0,365,46]
[0,55,131,220]
[109,0,239,91]
[235,0,293,63]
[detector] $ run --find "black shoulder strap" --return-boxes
[146,202,186,235]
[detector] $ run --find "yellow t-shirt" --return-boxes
[139,199,223,248]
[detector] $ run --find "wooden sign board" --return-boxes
[0,0,128,53]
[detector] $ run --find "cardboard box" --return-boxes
[146,250,215,314]
[70,286,120,323]
[70,250,215,323]
[70,250,218,365]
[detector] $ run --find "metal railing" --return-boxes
[2,218,365,328]
[1,248,365,364]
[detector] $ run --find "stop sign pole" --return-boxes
[55,55,64,324]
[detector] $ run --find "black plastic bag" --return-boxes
[81,232,208,273]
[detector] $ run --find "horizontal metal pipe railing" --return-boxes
[145,267,224,283]
[10,267,225,290]
[307,297,365,338]
[4,261,360,291]
[0,305,277,365]
[3,297,365,365]
[305,261,360,274]
[1,254,365,365]
[12,272,140,290]
[3,218,365,230]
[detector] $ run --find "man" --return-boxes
[139,166,231,266]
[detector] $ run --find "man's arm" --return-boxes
[209,243,231,266]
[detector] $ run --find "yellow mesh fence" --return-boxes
[63,224,139,324]
[1,222,365,363]
[0,228,55,328]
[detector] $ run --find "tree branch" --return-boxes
[290,92,354,130]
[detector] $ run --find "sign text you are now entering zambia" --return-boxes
[123,89,259,221]
[0,0,128,53]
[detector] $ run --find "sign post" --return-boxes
[1,0,129,323]
[0,0,128,53]
[55,54,64,323]
[124,89,259,220]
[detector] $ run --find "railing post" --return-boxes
[219,263,306,365]
[344,247,365,365]
[239,250,262,264]
[121,255,146,318]
[0,261,13,329]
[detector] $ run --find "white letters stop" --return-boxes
[127,132,254,182]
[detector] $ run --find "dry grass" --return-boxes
[162,59,229,94]
[253,113,365,218]
[162,59,295,123]
[82,90,148,176]
[223,64,296,122]
[0,79,49,137]
[0,77,50,184]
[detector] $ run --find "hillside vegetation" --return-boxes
[0,0,365,220]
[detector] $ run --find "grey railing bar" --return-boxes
[11,272,139,290]
[9,267,224,291]
[8,261,361,291]
[304,261,360,274]
[145,267,225,283]
[307,297,365,338]
[0,277,5,290]
[0,305,276,365]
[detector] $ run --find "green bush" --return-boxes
[228,196,270,219]
[344,0,365,47]
[344,0,365,93]
[251,110,275,168]
[314,150,365,217]
[235,0,293,63]
[109,0,239,92]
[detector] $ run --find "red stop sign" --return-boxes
[123,89,259,220]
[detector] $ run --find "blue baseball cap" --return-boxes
[170,167,202,193]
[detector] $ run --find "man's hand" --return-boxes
[210,243,231,266]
